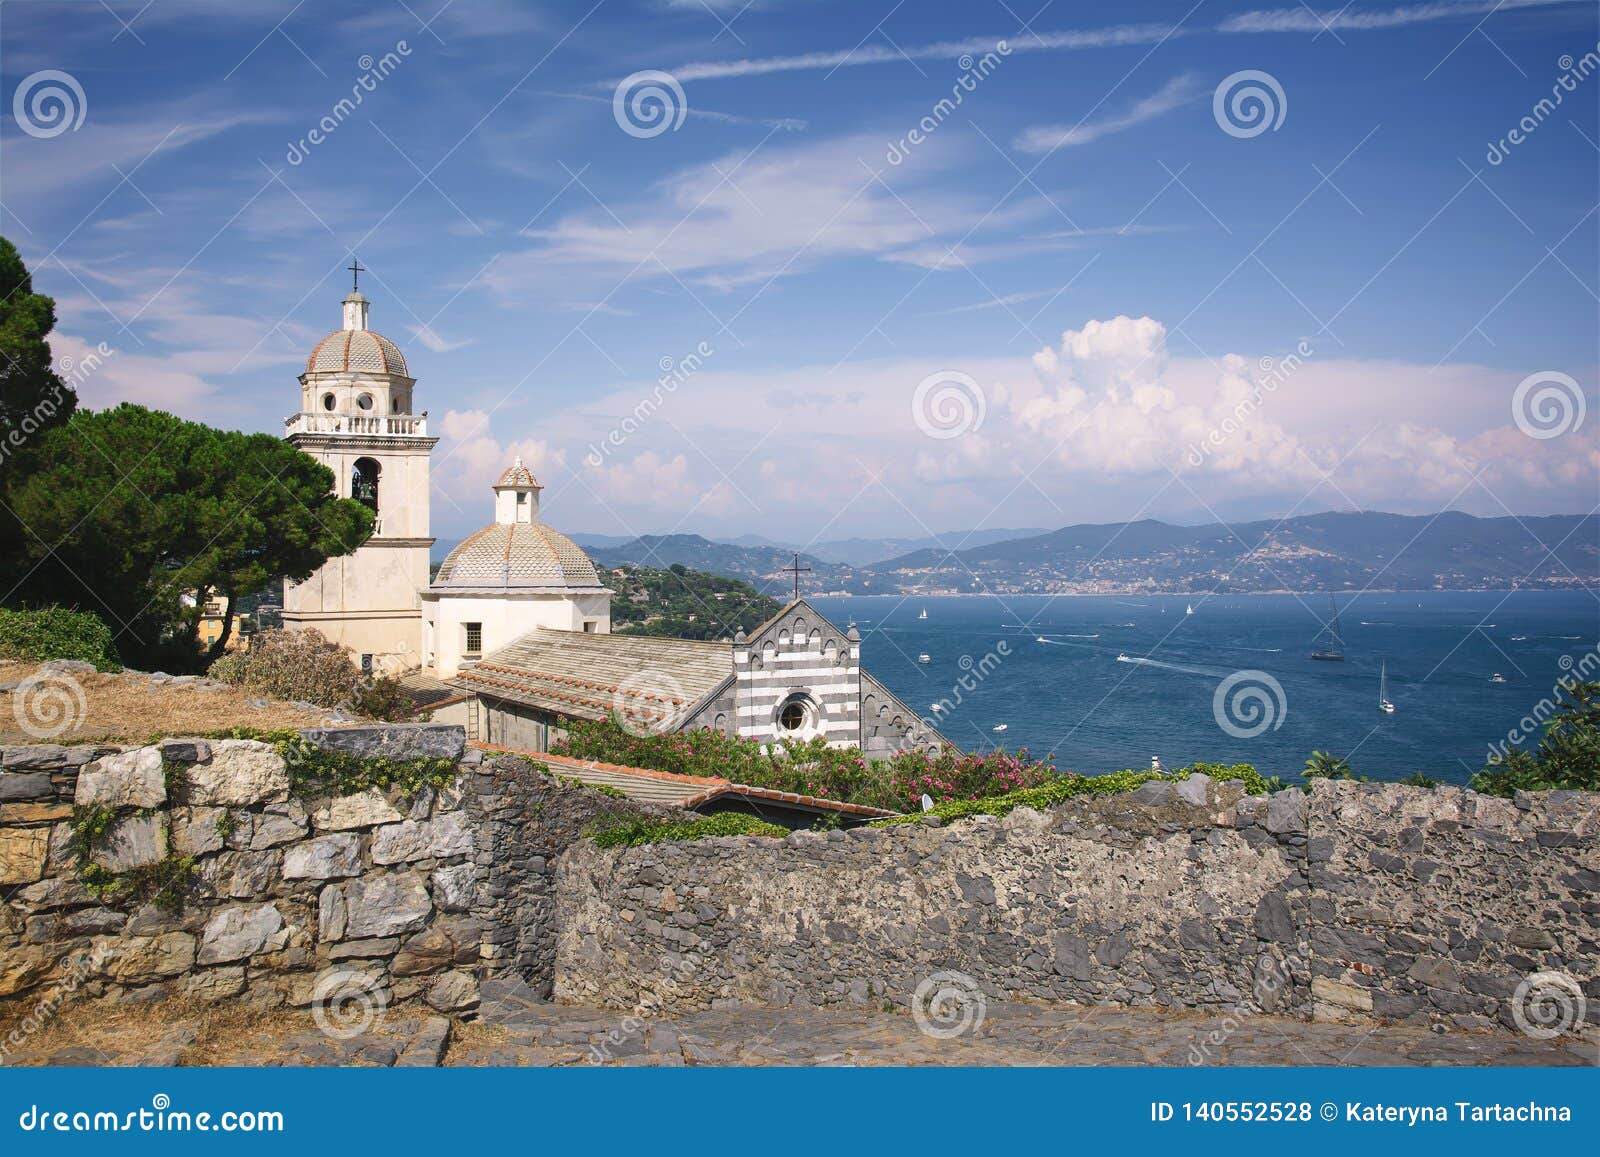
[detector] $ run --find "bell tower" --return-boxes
[281,264,435,674]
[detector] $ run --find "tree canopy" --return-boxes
[4,404,374,669]
[0,237,78,565]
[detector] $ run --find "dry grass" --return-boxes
[0,660,338,746]
[0,995,285,1066]
[449,1018,508,1052]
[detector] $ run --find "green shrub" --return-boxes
[589,812,786,847]
[0,607,120,670]
[1472,680,1600,797]
[552,718,1053,813]
[1303,750,1356,780]
[873,763,1277,828]
[81,855,197,913]
[206,627,411,720]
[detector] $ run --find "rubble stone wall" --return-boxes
[554,778,1599,1032]
[0,728,655,1029]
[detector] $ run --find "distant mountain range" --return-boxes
[579,511,1598,596]
[568,527,1049,568]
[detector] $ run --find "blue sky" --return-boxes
[1,0,1596,545]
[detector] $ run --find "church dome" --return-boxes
[305,326,408,377]
[433,523,603,590]
[495,460,539,488]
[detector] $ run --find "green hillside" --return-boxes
[599,563,782,641]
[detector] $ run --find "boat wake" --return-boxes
[1114,654,1234,678]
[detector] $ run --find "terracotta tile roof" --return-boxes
[448,628,733,723]
[471,743,898,819]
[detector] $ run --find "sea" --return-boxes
[810,591,1600,785]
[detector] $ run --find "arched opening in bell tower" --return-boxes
[352,457,381,515]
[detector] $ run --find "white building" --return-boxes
[284,281,608,676]
[420,459,612,677]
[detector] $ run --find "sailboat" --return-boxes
[917,608,928,620]
[1311,595,1346,661]
[1378,662,1395,714]
[1185,603,1194,616]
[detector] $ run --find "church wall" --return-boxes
[681,685,737,735]
[860,673,945,758]
[477,698,570,754]
[554,779,1599,1031]
[734,608,860,748]
[426,593,612,679]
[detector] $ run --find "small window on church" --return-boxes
[321,393,336,411]
[779,701,807,731]
[356,393,374,411]
[464,622,482,656]
[582,620,597,633]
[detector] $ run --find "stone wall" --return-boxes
[553,778,1599,1031]
[0,728,656,1023]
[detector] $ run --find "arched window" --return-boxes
[352,457,380,514]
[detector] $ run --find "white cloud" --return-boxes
[1014,74,1203,153]
[1219,0,1584,34]
[490,133,1031,293]
[432,409,567,523]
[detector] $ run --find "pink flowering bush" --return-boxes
[552,718,1055,813]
